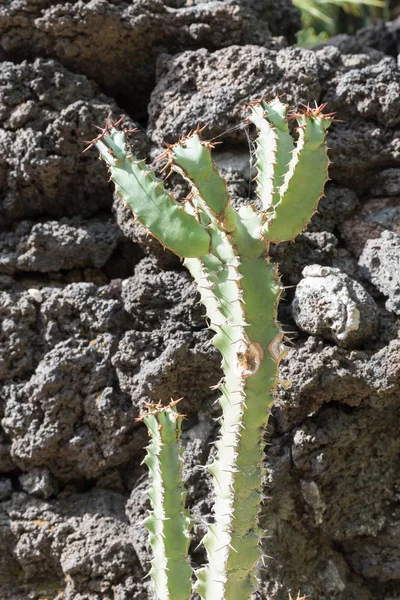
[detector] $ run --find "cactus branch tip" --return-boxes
[136,398,185,422]
[82,113,139,153]
[287,101,339,122]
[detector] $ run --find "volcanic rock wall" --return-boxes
[0,1,399,599]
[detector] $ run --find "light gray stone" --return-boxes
[292,265,378,347]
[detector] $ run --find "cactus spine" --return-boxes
[88,99,333,600]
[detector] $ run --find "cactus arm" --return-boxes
[168,133,229,216]
[166,134,237,233]
[263,108,332,242]
[94,131,210,258]
[248,98,294,211]
[141,403,193,600]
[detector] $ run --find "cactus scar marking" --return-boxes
[236,339,264,377]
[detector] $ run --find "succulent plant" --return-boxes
[87,98,333,600]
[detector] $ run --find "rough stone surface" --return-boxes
[318,17,400,59]
[0,58,146,225]
[359,230,400,315]
[0,218,119,274]
[292,265,378,348]
[340,195,400,258]
[0,490,148,599]
[19,468,59,499]
[114,258,220,415]
[0,478,12,501]
[148,45,324,148]
[0,0,299,117]
[0,1,399,598]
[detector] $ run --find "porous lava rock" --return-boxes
[0,0,300,117]
[0,57,146,225]
[0,1,399,598]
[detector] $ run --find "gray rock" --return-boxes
[331,57,400,127]
[0,282,127,385]
[39,282,127,345]
[257,0,301,40]
[0,58,145,224]
[261,339,400,599]
[149,45,400,195]
[0,1,400,597]
[0,218,118,274]
[0,478,12,501]
[2,336,141,480]
[114,258,220,414]
[149,45,323,148]
[292,265,378,348]
[322,55,400,191]
[275,337,400,433]
[19,468,59,499]
[307,184,360,234]
[359,230,400,314]
[0,0,288,117]
[340,196,400,258]
[369,168,400,197]
[318,18,400,58]
[0,289,38,381]
[272,231,338,285]
[0,489,146,598]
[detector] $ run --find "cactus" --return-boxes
[86,99,333,600]
[137,401,192,600]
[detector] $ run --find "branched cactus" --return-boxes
[86,98,334,600]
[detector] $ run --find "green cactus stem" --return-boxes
[260,106,333,242]
[88,99,333,600]
[137,401,192,600]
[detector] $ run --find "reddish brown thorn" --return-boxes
[194,123,208,136]
[82,132,105,153]
[203,140,222,149]
[113,114,126,128]
[82,116,113,153]
[247,96,265,107]
[135,398,185,421]
[124,127,140,135]
[159,160,172,174]
[287,101,340,122]
[286,112,301,120]
[153,148,171,163]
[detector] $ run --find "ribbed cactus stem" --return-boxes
[139,402,192,600]
[249,97,294,210]
[89,99,333,600]
[185,219,282,599]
